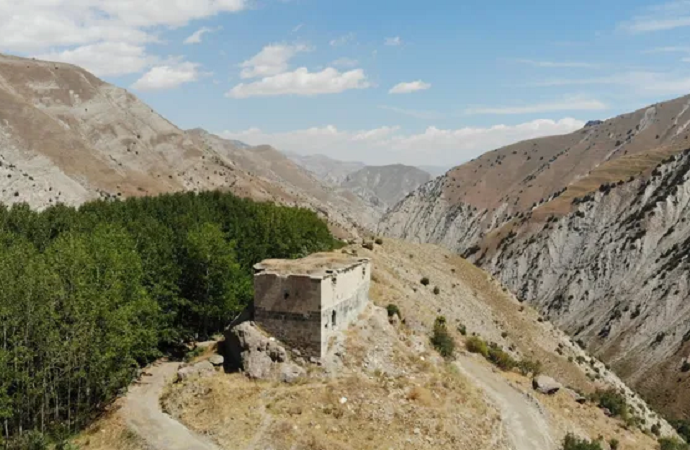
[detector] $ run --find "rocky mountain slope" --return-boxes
[340,164,432,212]
[379,94,690,418]
[284,152,366,185]
[286,152,432,213]
[0,53,375,236]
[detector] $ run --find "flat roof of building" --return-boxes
[254,253,369,278]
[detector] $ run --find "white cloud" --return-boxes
[619,1,690,33]
[226,67,370,98]
[292,23,304,33]
[332,57,359,68]
[239,43,310,79]
[218,118,585,166]
[385,36,402,46]
[184,26,220,44]
[643,46,690,53]
[389,80,431,94]
[465,97,607,115]
[330,33,355,47]
[0,0,248,52]
[529,71,690,96]
[513,59,598,68]
[378,105,442,120]
[35,42,149,76]
[132,61,204,91]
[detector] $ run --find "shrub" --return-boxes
[501,331,509,338]
[431,316,455,358]
[386,304,401,318]
[466,336,489,357]
[659,438,690,450]
[457,324,467,336]
[487,344,518,371]
[517,359,543,377]
[374,237,383,245]
[433,286,440,295]
[608,438,619,450]
[561,433,603,450]
[420,277,430,286]
[362,241,375,250]
[592,389,629,420]
[651,423,661,436]
[681,361,690,373]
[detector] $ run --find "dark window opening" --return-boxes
[283,290,290,299]
[331,311,337,327]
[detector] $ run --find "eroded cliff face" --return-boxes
[481,150,690,416]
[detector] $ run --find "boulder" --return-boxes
[176,360,215,382]
[532,375,562,395]
[224,321,289,380]
[280,363,306,384]
[209,354,224,366]
[565,388,587,404]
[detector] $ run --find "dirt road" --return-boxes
[121,361,220,450]
[455,354,557,450]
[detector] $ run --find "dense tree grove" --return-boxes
[0,191,340,446]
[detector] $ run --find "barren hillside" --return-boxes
[340,164,431,212]
[0,53,373,236]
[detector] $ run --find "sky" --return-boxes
[3,0,690,166]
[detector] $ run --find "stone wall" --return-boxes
[320,260,371,356]
[254,273,323,356]
[253,257,371,358]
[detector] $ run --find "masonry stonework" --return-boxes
[253,253,371,358]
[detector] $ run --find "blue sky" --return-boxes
[3,0,690,165]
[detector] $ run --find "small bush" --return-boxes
[386,304,401,318]
[501,331,509,338]
[466,336,489,357]
[517,359,543,377]
[561,433,603,450]
[651,423,661,436]
[487,344,518,371]
[457,324,467,336]
[374,237,383,245]
[183,346,205,362]
[362,241,375,250]
[659,438,690,450]
[609,438,619,450]
[592,389,629,420]
[420,277,430,286]
[681,361,690,373]
[431,316,455,358]
[433,286,440,295]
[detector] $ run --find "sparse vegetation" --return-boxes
[457,324,467,336]
[433,286,441,295]
[431,316,455,358]
[561,433,603,450]
[386,304,401,318]
[374,237,383,245]
[659,438,690,450]
[681,360,690,373]
[591,389,629,420]
[517,359,543,377]
[487,344,518,371]
[465,335,489,357]
[609,438,619,450]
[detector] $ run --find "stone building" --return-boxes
[252,253,371,358]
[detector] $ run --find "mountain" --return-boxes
[285,153,433,213]
[0,52,376,237]
[379,93,690,418]
[341,164,432,211]
[418,164,450,177]
[284,152,366,185]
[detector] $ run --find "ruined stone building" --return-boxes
[252,253,371,358]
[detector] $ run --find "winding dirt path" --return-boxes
[121,361,220,450]
[455,354,557,450]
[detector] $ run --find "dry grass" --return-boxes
[73,408,149,450]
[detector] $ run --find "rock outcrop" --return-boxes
[532,375,562,395]
[224,321,294,380]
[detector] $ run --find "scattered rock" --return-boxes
[176,360,214,382]
[208,354,224,366]
[362,241,375,250]
[532,375,562,395]
[280,363,306,384]
[565,388,587,404]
